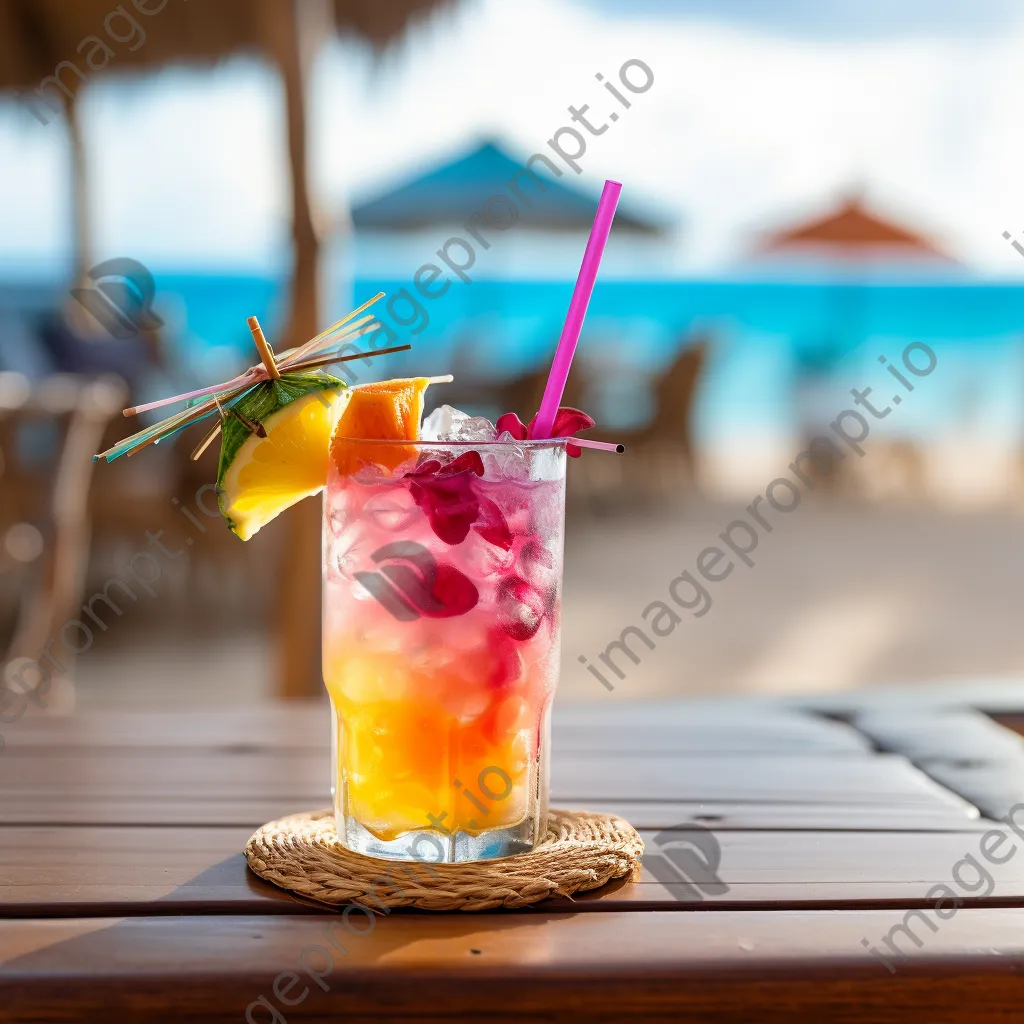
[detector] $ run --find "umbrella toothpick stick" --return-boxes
[191,425,221,462]
[247,317,281,380]
[94,294,419,463]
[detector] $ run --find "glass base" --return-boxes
[341,815,540,863]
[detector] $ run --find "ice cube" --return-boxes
[421,404,458,441]
[327,508,349,538]
[362,488,419,532]
[325,523,368,580]
[421,405,496,443]
[482,431,529,479]
[496,576,546,641]
[462,529,516,578]
[517,537,556,592]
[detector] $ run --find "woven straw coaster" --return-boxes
[245,808,644,912]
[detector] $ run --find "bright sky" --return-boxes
[2,0,1023,276]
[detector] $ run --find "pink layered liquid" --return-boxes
[322,443,565,852]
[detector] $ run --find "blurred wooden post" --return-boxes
[266,0,331,699]
[67,92,92,289]
[63,90,98,341]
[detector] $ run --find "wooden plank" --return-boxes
[552,753,973,808]
[0,750,972,809]
[576,801,981,831]
[855,710,1024,761]
[854,711,1024,819]
[3,909,1024,1022]
[794,678,1024,717]
[913,761,1024,821]
[555,705,870,752]
[0,795,982,830]
[556,701,841,731]
[994,714,1024,738]
[2,705,872,754]
[1,706,328,752]
[2,826,1022,916]
[0,726,872,757]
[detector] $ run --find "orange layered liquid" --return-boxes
[325,652,543,839]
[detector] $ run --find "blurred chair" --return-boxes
[875,440,928,499]
[430,331,499,414]
[495,364,547,423]
[87,409,189,538]
[0,373,125,707]
[495,362,586,424]
[834,438,928,502]
[587,335,710,503]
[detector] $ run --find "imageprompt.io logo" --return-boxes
[355,541,479,621]
[644,824,730,902]
[71,258,163,340]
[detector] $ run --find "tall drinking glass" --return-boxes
[323,439,567,862]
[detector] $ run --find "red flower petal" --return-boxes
[409,477,479,545]
[499,406,595,456]
[495,412,529,440]
[421,563,479,618]
[439,450,485,477]
[526,406,595,439]
[473,496,514,551]
[405,451,485,545]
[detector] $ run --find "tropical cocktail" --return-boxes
[323,381,566,861]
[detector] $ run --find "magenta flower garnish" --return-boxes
[496,406,596,457]
[405,451,484,545]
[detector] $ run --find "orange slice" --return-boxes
[330,377,429,476]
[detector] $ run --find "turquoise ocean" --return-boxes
[6,272,1024,444]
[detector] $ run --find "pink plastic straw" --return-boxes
[569,437,624,454]
[124,367,262,416]
[532,179,622,439]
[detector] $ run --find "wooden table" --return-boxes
[4,692,1024,1022]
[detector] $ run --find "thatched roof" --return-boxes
[0,0,450,93]
[331,0,452,46]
